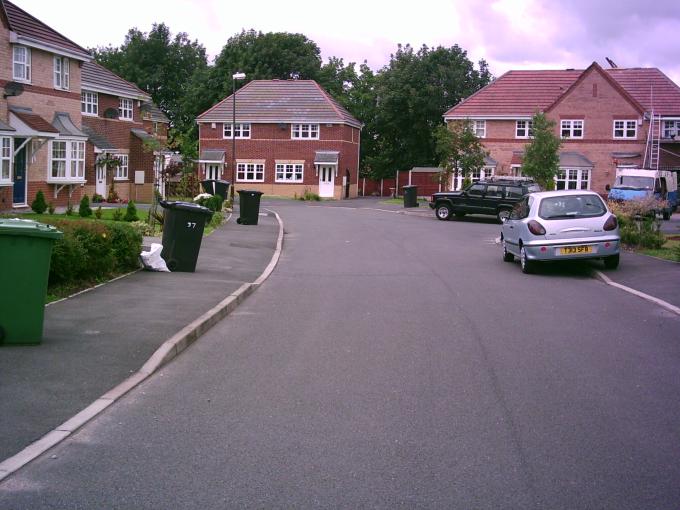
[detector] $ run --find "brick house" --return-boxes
[443,62,680,194]
[0,0,170,211]
[197,80,361,199]
[81,60,169,204]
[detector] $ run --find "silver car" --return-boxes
[501,190,620,273]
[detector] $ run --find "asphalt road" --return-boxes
[2,200,680,509]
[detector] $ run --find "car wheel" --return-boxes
[520,246,534,274]
[436,204,452,220]
[663,210,671,220]
[502,240,514,262]
[603,254,620,270]
[497,208,511,223]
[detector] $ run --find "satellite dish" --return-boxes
[104,108,118,119]
[3,81,24,98]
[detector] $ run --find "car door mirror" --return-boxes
[605,184,611,191]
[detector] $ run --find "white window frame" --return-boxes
[223,123,251,139]
[0,137,12,183]
[119,98,133,121]
[275,162,304,183]
[114,154,129,180]
[613,120,637,139]
[236,162,264,182]
[49,140,85,181]
[53,56,70,90]
[291,124,319,140]
[555,168,590,190]
[511,165,523,177]
[12,46,31,82]
[515,120,533,138]
[561,119,584,139]
[662,120,680,139]
[472,120,486,138]
[81,91,98,116]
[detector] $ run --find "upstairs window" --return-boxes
[471,120,486,138]
[119,98,133,120]
[292,124,319,139]
[12,46,31,82]
[54,56,70,90]
[561,120,584,139]
[81,91,98,116]
[613,120,636,139]
[663,120,680,139]
[515,120,533,138]
[223,123,251,139]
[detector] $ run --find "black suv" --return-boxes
[429,179,541,223]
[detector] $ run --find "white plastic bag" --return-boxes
[140,243,170,272]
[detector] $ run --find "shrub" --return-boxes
[609,198,666,249]
[209,211,223,228]
[112,208,123,221]
[107,222,143,271]
[79,195,92,217]
[48,202,55,215]
[673,242,680,262]
[31,190,47,214]
[94,206,103,219]
[65,203,74,216]
[107,189,119,203]
[92,193,105,203]
[124,201,139,222]
[195,193,223,212]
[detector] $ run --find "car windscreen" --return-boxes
[614,176,654,190]
[538,195,607,219]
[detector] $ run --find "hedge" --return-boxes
[48,220,142,286]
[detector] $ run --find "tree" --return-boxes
[521,112,561,190]
[369,44,491,179]
[92,23,208,155]
[434,121,488,190]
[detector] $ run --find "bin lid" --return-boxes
[159,200,213,215]
[402,185,417,189]
[237,190,263,196]
[0,218,63,239]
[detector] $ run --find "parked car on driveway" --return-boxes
[429,178,541,223]
[500,190,620,273]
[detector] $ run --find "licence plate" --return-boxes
[559,245,593,255]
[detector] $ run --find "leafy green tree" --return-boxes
[369,44,491,179]
[434,121,488,190]
[31,190,47,214]
[92,23,208,153]
[521,112,561,190]
[78,195,92,217]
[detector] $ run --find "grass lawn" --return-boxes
[380,198,430,206]
[638,235,680,262]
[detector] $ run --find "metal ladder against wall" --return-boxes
[643,112,661,170]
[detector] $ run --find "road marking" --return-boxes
[594,271,680,317]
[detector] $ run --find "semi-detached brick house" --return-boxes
[0,0,170,210]
[444,61,680,194]
[197,80,362,199]
[81,61,170,204]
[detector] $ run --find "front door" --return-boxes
[318,165,335,198]
[96,164,107,197]
[206,164,221,181]
[13,137,26,206]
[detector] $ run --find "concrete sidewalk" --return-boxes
[0,212,281,464]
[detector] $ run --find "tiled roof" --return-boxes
[197,80,362,128]
[81,61,151,101]
[141,103,170,123]
[314,150,340,164]
[131,128,154,142]
[509,151,594,168]
[81,125,117,151]
[199,150,225,162]
[445,66,680,117]
[2,0,90,60]
[410,167,444,173]
[52,112,87,138]
[607,68,680,115]
[10,108,58,133]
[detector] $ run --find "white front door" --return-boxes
[318,165,335,198]
[96,164,107,197]
[206,164,221,180]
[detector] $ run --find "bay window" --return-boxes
[50,140,85,181]
[0,137,11,183]
[555,168,590,190]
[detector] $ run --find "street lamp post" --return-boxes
[231,72,246,201]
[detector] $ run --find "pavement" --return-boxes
[0,208,282,479]
[0,196,678,482]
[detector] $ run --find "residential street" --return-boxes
[2,199,680,509]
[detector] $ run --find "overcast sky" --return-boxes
[13,0,680,83]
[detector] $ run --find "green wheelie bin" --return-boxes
[236,190,264,225]
[0,219,62,345]
[159,200,213,272]
[403,185,419,208]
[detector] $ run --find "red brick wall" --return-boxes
[199,121,360,198]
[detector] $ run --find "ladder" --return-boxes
[643,112,661,170]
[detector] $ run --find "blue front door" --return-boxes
[13,138,26,205]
